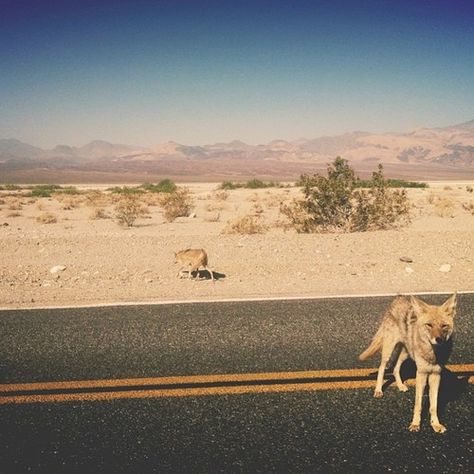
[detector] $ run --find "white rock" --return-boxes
[50,265,66,274]
[439,264,451,273]
[405,267,414,274]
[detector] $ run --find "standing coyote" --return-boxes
[359,293,457,433]
[175,248,214,281]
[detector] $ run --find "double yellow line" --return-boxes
[1,364,473,405]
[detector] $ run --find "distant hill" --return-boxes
[1,120,474,182]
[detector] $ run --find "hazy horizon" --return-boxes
[1,0,473,148]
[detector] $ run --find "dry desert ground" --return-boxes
[1,181,473,308]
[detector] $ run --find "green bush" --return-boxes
[107,186,143,195]
[114,194,149,227]
[281,158,411,233]
[28,184,62,198]
[141,179,177,193]
[159,187,194,222]
[219,181,241,190]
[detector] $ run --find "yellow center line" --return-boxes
[1,364,473,405]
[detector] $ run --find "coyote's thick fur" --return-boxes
[359,293,457,433]
[175,248,214,281]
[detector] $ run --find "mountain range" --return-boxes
[1,120,474,182]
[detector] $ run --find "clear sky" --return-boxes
[1,0,473,148]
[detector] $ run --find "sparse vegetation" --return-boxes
[108,185,144,195]
[356,178,428,189]
[222,214,268,234]
[36,212,57,224]
[218,179,280,190]
[159,187,194,222]
[28,184,62,198]
[466,185,473,193]
[280,157,411,233]
[462,201,474,215]
[433,197,456,217]
[1,184,22,191]
[140,179,177,193]
[114,194,149,227]
[89,207,109,220]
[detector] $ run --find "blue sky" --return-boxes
[1,0,473,147]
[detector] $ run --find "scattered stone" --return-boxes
[189,213,197,218]
[50,265,66,274]
[400,256,413,263]
[2,222,8,226]
[439,264,451,273]
[405,267,414,274]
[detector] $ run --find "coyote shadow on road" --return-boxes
[381,355,471,417]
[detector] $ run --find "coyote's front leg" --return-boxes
[409,371,428,432]
[428,372,446,433]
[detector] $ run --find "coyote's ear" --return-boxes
[442,292,457,317]
[410,295,430,315]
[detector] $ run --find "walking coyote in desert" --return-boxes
[359,293,457,433]
[175,248,214,281]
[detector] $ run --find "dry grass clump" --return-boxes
[433,197,456,217]
[159,187,194,222]
[222,214,268,234]
[114,195,149,227]
[57,195,82,210]
[36,212,57,224]
[36,201,46,211]
[213,190,229,201]
[252,202,264,215]
[7,198,22,211]
[462,201,474,215]
[443,185,453,191]
[89,207,109,220]
[205,202,226,212]
[85,191,109,208]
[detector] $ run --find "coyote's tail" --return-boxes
[358,326,383,361]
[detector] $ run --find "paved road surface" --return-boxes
[0,294,473,473]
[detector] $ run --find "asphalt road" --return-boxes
[0,293,473,473]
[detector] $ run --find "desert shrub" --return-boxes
[350,166,411,231]
[85,191,108,207]
[36,212,57,224]
[2,184,22,191]
[356,178,427,188]
[89,207,109,220]
[58,186,81,195]
[245,179,277,189]
[159,187,194,222]
[7,198,23,211]
[433,197,455,217]
[213,190,229,201]
[28,184,62,198]
[222,214,267,234]
[219,181,240,190]
[443,185,453,191]
[281,158,410,233]
[141,179,177,193]
[60,197,81,210]
[114,195,149,227]
[108,186,143,195]
[462,201,474,215]
[466,185,473,193]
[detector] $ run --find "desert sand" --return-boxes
[0,181,473,309]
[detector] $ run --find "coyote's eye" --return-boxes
[425,323,433,328]
[441,324,450,329]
